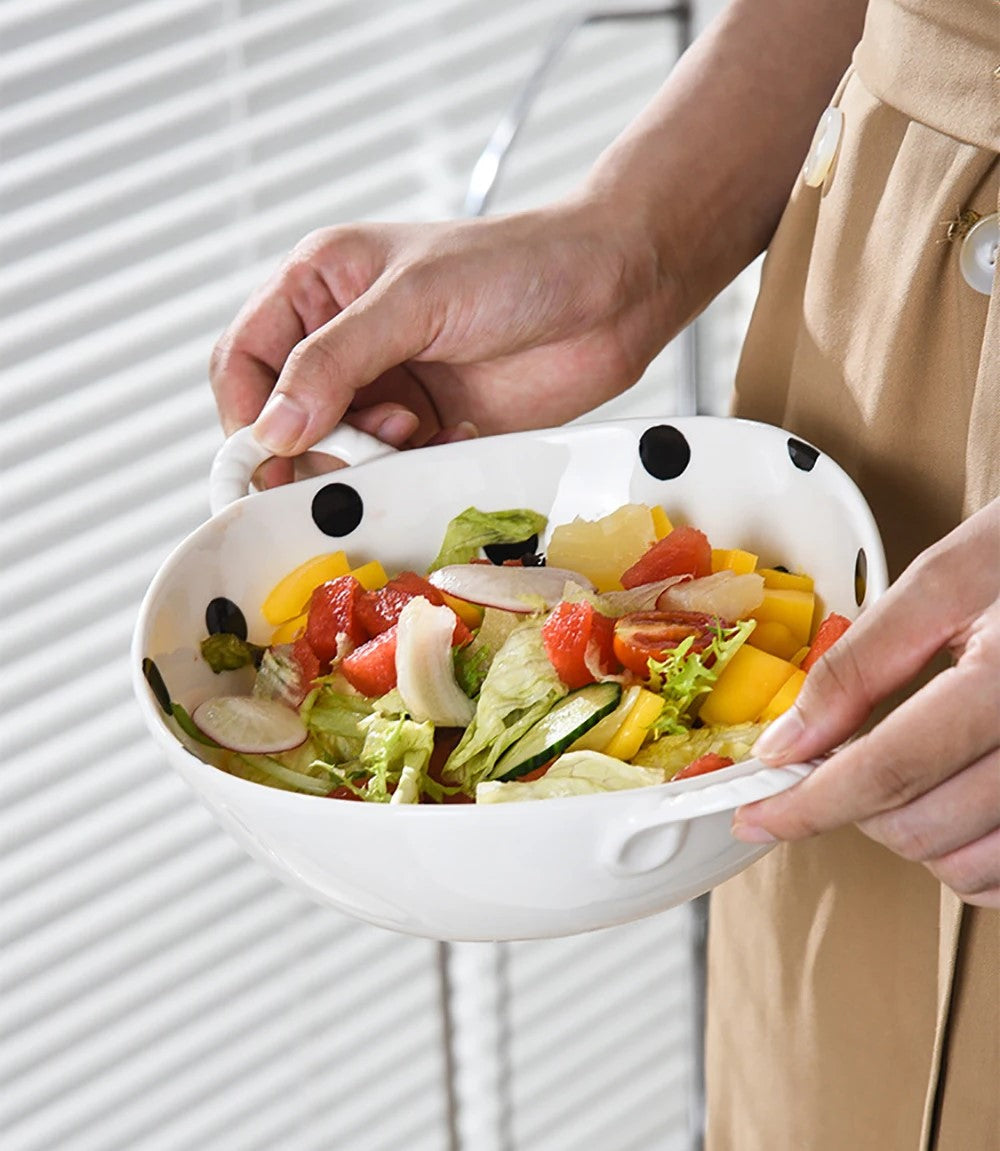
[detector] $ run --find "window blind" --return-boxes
[2,3,750,1147]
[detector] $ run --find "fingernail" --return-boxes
[752,706,805,762]
[254,394,308,453]
[443,421,479,443]
[376,410,419,445]
[731,819,776,844]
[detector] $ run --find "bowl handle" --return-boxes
[209,425,396,515]
[600,761,813,877]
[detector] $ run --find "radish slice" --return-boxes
[428,564,594,611]
[192,695,308,754]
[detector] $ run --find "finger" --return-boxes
[253,456,294,491]
[858,749,1000,862]
[345,403,421,447]
[926,826,1000,909]
[732,658,999,840]
[211,228,378,436]
[252,275,439,456]
[752,508,999,767]
[750,601,945,768]
[425,421,480,446]
[210,282,309,435]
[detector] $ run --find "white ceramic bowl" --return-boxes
[132,416,887,940]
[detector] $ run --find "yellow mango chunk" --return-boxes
[350,559,389,591]
[441,591,484,629]
[270,612,308,645]
[759,567,815,593]
[751,587,816,650]
[602,689,665,761]
[759,668,806,722]
[650,506,673,540]
[699,645,797,726]
[747,619,802,661]
[262,551,350,625]
[711,547,759,575]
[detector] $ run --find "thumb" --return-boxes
[252,276,436,456]
[751,577,948,766]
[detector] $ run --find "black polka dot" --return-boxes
[787,437,819,472]
[206,597,247,638]
[312,482,364,537]
[639,425,691,480]
[854,548,868,606]
[484,535,540,565]
[142,657,172,716]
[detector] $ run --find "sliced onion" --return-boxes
[587,575,690,617]
[395,597,475,727]
[192,695,308,754]
[656,571,765,619]
[427,564,594,611]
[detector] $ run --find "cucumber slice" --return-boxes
[494,682,622,781]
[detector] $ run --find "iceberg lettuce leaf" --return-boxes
[476,750,666,802]
[443,622,566,791]
[359,713,436,804]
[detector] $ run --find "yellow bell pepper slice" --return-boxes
[349,559,389,591]
[711,547,759,575]
[269,612,308,645]
[602,689,665,761]
[699,645,797,726]
[759,567,815,592]
[650,506,673,540]
[261,551,350,625]
[759,668,806,721]
[441,592,484,629]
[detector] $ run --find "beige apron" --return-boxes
[705,2,999,1149]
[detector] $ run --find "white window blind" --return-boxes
[2,3,749,1148]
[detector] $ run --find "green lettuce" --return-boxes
[229,741,340,795]
[442,622,567,791]
[476,750,666,802]
[358,713,435,804]
[301,683,374,763]
[631,722,766,778]
[428,507,547,570]
[453,607,524,697]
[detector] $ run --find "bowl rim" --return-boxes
[132,414,887,823]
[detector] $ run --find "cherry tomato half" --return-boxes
[612,610,721,678]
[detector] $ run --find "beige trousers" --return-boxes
[706,2,999,1148]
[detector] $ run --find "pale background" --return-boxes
[1,3,760,1149]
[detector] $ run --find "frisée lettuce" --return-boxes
[176,500,834,804]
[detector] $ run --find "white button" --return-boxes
[802,106,843,188]
[959,213,998,295]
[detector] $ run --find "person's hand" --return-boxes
[209,198,676,485]
[732,499,1000,909]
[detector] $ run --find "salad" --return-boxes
[176,504,850,804]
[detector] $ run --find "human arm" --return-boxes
[209,0,867,468]
[732,499,1000,909]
